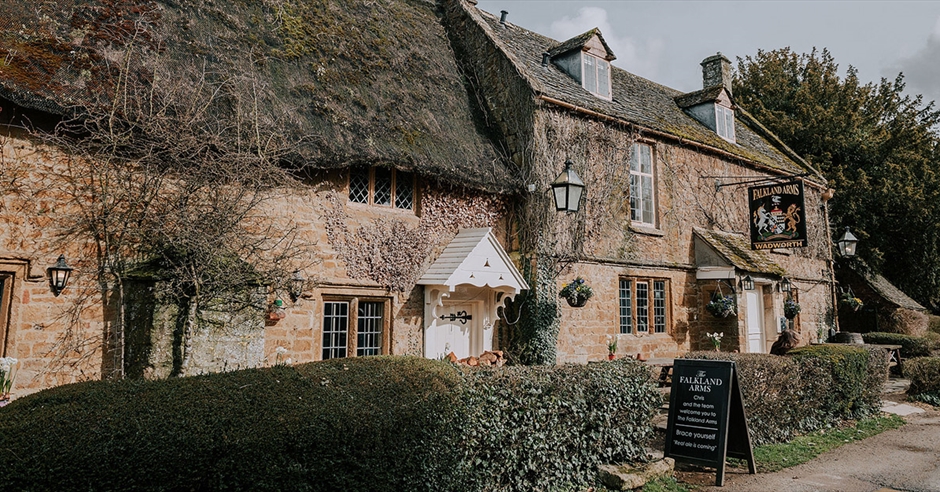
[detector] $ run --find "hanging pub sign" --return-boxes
[749,181,807,250]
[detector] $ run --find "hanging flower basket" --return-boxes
[559,277,594,308]
[839,289,864,312]
[784,298,801,319]
[706,293,736,318]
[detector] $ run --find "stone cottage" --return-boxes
[441,0,839,361]
[0,0,526,395]
[0,0,840,397]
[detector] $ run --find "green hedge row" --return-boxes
[684,344,887,446]
[861,332,933,357]
[0,356,660,492]
[903,356,940,400]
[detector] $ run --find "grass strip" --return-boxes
[738,414,906,473]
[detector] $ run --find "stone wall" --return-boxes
[538,108,835,362]
[1,127,510,394]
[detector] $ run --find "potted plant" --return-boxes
[784,297,801,319]
[0,357,18,406]
[706,292,736,318]
[559,277,594,307]
[606,335,617,360]
[706,332,724,352]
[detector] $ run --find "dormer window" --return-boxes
[582,53,611,99]
[715,104,736,142]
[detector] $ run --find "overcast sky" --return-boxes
[475,1,940,106]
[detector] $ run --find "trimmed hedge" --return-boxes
[458,359,660,490]
[0,356,660,492]
[903,356,940,397]
[861,332,932,358]
[684,344,887,446]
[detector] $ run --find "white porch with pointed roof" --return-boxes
[417,228,528,360]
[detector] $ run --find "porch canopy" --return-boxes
[417,227,528,294]
[693,227,785,281]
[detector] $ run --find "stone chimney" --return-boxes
[701,53,732,95]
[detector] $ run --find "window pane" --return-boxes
[374,168,392,206]
[619,279,632,334]
[357,302,384,356]
[395,172,414,210]
[583,54,597,93]
[716,106,726,137]
[642,176,654,224]
[636,282,649,333]
[654,281,666,333]
[726,109,735,141]
[630,147,639,172]
[322,302,349,360]
[349,168,369,204]
[597,60,610,97]
[629,174,640,222]
[639,144,652,174]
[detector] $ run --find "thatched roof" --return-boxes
[471,7,825,183]
[0,0,519,193]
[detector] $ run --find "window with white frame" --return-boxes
[322,298,388,360]
[619,278,668,334]
[348,167,415,210]
[629,143,656,226]
[715,104,736,142]
[582,53,611,99]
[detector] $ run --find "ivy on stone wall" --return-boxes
[514,256,559,366]
[323,184,506,292]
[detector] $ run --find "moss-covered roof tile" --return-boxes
[476,8,824,183]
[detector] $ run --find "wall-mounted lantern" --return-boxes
[740,275,754,291]
[837,227,858,258]
[48,255,73,296]
[551,159,585,213]
[289,270,306,302]
[779,277,792,294]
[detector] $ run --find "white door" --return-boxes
[425,302,483,360]
[746,290,764,353]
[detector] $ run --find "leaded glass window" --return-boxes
[349,168,369,204]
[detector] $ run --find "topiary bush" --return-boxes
[0,356,661,491]
[861,332,932,358]
[683,345,886,446]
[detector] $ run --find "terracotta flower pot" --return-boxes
[607,353,615,360]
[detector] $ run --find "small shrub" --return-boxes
[903,356,940,396]
[861,332,931,358]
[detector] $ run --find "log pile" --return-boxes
[445,350,505,367]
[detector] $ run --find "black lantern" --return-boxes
[780,277,792,294]
[837,227,858,258]
[740,275,754,291]
[550,159,585,213]
[48,255,73,296]
[289,270,305,302]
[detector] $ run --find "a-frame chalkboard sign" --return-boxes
[664,359,756,486]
